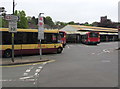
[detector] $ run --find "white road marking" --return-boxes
[91,53,95,55]
[23,73,28,76]
[66,45,70,48]
[36,69,41,73]
[0,79,16,81]
[101,60,111,63]
[34,73,38,76]
[38,66,43,69]
[97,49,111,55]
[19,75,34,80]
[20,61,48,82]
[26,79,35,81]
[26,69,31,72]
[103,49,110,53]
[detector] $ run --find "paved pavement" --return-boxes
[1,55,49,66]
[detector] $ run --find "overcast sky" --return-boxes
[1,0,119,23]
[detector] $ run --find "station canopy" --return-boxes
[60,25,118,35]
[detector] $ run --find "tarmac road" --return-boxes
[1,42,118,87]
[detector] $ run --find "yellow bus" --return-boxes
[0,28,63,58]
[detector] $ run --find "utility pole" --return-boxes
[11,0,15,62]
[13,0,15,15]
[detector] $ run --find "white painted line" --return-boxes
[19,76,34,80]
[26,69,31,72]
[101,60,111,63]
[23,73,28,76]
[36,69,41,73]
[91,53,95,55]
[26,79,35,81]
[38,66,43,69]
[34,73,38,76]
[103,49,110,53]
[0,79,11,81]
[66,45,70,48]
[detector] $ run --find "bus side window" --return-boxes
[33,32,38,44]
[14,32,23,44]
[22,32,27,44]
[2,32,12,45]
[44,33,52,44]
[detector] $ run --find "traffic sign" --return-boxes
[38,14,44,40]
[9,21,17,32]
[5,14,18,21]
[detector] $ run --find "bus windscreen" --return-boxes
[89,33,98,37]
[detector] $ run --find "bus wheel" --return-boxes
[57,47,63,53]
[4,50,12,58]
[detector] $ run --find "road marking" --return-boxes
[38,66,42,69]
[23,73,28,76]
[0,60,55,67]
[19,60,55,82]
[101,60,111,63]
[97,49,111,55]
[35,69,41,73]
[66,45,70,48]
[34,73,39,76]
[0,79,15,82]
[91,53,95,55]
[26,69,31,72]
[1,79,35,82]
[19,75,34,80]
[103,49,110,53]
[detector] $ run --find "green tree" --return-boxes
[44,16,54,29]
[2,18,8,28]
[14,10,28,28]
[67,21,76,25]
[54,21,67,29]
[27,16,38,29]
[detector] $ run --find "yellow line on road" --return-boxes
[0,60,55,68]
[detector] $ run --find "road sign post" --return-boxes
[38,13,44,60]
[5,14,18,62]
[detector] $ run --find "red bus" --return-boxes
[81,31,100,45]
[59,31,67,47]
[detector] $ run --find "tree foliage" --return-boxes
[14,10,28,29]
[44,16,54,29]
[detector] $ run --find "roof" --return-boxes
[61,25,118,33]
